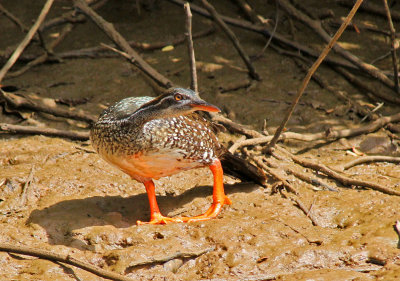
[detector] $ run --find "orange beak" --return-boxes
[191,103,221,113]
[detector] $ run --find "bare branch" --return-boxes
[184,3,198,93]
[382,0,400,93]
[201,0,260,80]
[266,0,364,151]
[0,243,134,281]
[0,123,89,141]
[0,0,55,83]
[73,0,173,88]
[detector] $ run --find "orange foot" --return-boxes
[137,197,232,225]
[179,196,232,223]
[137,212,184,225]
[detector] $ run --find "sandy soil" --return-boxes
[1,0,400,280]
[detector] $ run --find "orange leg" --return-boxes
[180,159,232,222]
[136,159,231,225]
[137,180,183,225]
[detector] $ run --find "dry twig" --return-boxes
[252,156,298,194]
[74,0,173,88]
[0,90,96,124]
[0,243,134,281]
[201,0,260,80]
[0,0,55,83]
[280,189,320,226]
[0,3,29,32]
[126,246,215,270]
[382,0,399,93]
[11,27,215,62]
[285,166,338,192]
[0,123,89,141]
[277,147,400,196]
[232,0,264,25]
[184,3,198,93]
[337,0,400,21]
[293,59,373,118]
[343,155,400,170]
[7,23,75,78]
[167,0,357,70]
[333,66,400,105]
[20,165,35,206]
[40,0,108,32]
[279,0,395,91]
[211,113,264,138]
[267,0,364,151]
[229,111,400,152]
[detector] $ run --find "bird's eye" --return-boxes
[174,94,183,101]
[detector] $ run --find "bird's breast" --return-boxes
[101,148,205,182]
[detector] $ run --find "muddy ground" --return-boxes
[1,0,400,280]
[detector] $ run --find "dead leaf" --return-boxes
[161,45,174,52]
[213,55,232,64]
[196,61,223,72]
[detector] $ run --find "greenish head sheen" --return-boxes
[128,88,220,121]
[98,88,219,123]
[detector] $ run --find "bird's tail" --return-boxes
[220,151,267,187]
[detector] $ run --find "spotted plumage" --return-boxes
[90,90,222,182]
[90,88,265,225]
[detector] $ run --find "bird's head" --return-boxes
[134,88,220,120]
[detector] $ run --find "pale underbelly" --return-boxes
[101,149,207,182]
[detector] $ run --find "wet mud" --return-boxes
[1,0,400,280]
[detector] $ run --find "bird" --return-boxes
[90,87,266,225]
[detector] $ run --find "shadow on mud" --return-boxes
[27,182,260,249]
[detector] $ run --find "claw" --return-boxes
[137,213,184,225]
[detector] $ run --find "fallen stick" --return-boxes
[292,59,373,118]
[382,0,399,93]
[267,0,363,151]
[74,0,173,89]
[277,147,400,196]
[0,123,89,141]
[252,155,298,194]
[285,166,338,192]
[0,243,134,281]
[343,155,400,170]
[266,150,337,192]
[7,23,74,78]
[229,112,400,152]
[232,0,264,25]
[211,113,264,138]
[333,66,400,105]
[328,18,390,37]
[0,0,108,63]
[1,90,96,124]
[0,0,55,83]
[253,1,279,60]
[337,0,400,21]
[20,165,35,206]
[126,246,215,270]
[0,3,29,32]
[40,0,108,32]
[280,189,320,226]
[10,27,215,62]
[167,0,357,70]
[201,0,260,80]
[279,0,395,91]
